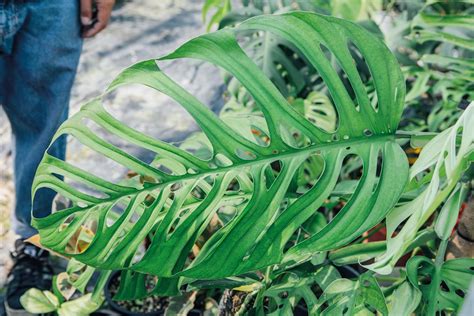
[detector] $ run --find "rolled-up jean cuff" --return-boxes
[11,217,37,239]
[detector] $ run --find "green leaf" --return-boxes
[406,1,474,112]
[330,229,437,266]
[405,71,430,102]
[186,274,261,291]
[329,241,386,266]
[165,293,196,316]
[331,0,382,21]
[66,258,95,293]
[300,92,337,133]
[202,0,232,32]
[20,289,59,314]
[234,29,309,98]
[32,12,407,294]
[54,272,76,301]
[316,273,388,315]
[435,184,466,240]
[410,1,474,50]
[57,293,102,316]
[261,265,340,315]
[407,256,474,314]
[410,29,474,50]
[387,281,421,316]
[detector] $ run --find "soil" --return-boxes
[107,273,169,315]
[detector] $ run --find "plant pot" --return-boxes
[104,272,168,316]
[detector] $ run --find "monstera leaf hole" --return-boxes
[340,154,363,180]
[318,40,378,117]
[62,217,96,255]
[58,214,77,232]
[295,152,325,191]
[82,116,158,166]
[234,28,318,98]
[105,198,131,228]
[107,89,217,161]
[347,40,378,110]
[421,1,472,20]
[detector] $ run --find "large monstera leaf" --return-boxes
[32,12,407,290]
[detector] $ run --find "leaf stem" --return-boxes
[375,275,400,283]
[395,130,462,142]
[253,266,274,310]
[264,266,272,284]
[91,270,112,303]
[435,239,448,267]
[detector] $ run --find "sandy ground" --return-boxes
[0,0,223,300]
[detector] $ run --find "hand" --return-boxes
[80,0,115,38]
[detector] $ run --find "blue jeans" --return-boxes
[0,0,82,238]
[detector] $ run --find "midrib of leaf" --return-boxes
[417,161,466,235]
[418,13,474,28]
[38,134,395,213]
[261,31,273,78]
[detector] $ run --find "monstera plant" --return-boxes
[25,10,473,315]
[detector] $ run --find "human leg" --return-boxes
[2,0,83,238]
